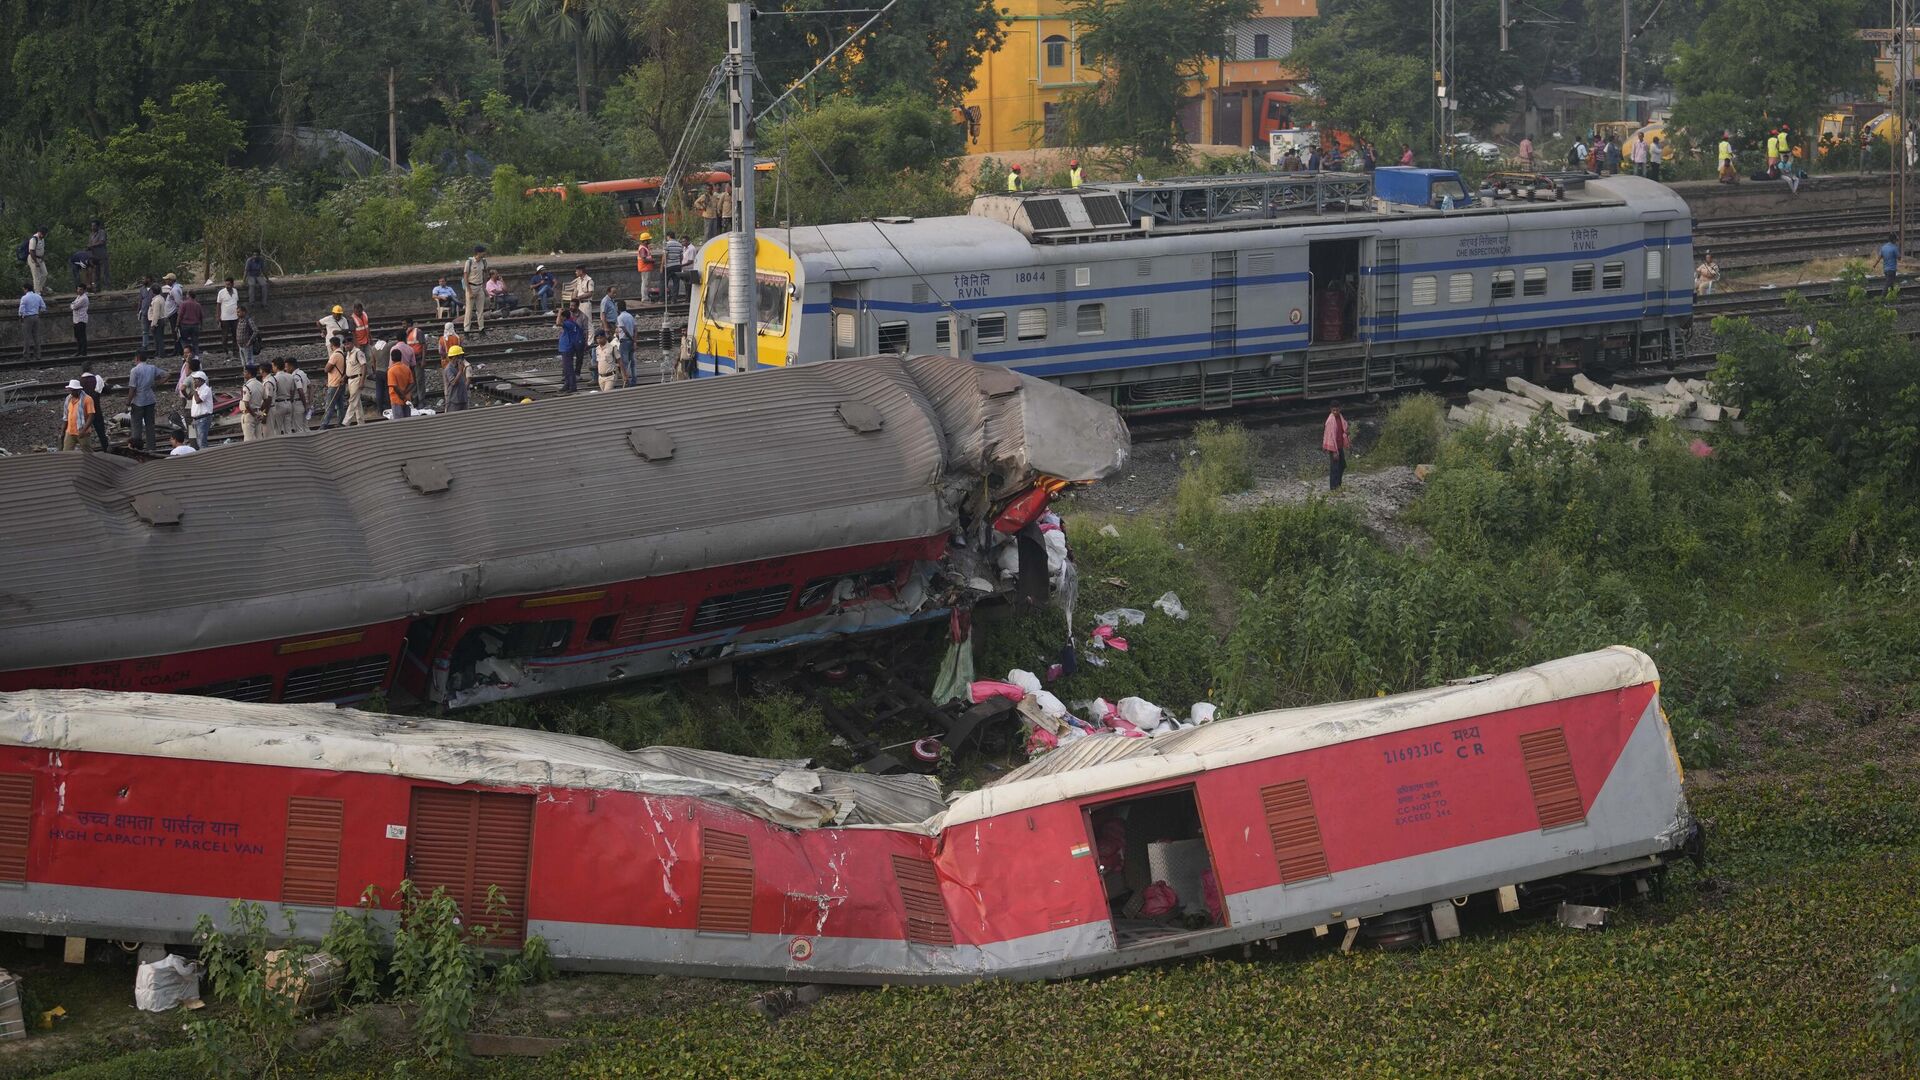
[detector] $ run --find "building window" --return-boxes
[1410,275,1438,307]
[877,321,909,354]
[1043,34,1067,68]
[1522,266,1548,297]
[976,313,1007,344]
[934,316,952,351]
[1571,264,1595,292]
[1253,33,1270,59]
[1017,307,1049,341]
[1491,269,1515,300]
[1602,261,1626,290]
[1448,272,1474,304]
[1076,303,1106,335]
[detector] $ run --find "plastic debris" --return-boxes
[1153,592,1189,620]
[1189,702,1218,725]
[134,954,203,1013]
[1093,608,1147,627]
[1045,663,1065,682]
[1117,697,1168,732]
[1032,690,1069,719]
[1006,669,1043,696]
[1139,881,1179,918]
[969,680,1026,704]
[1098,524,1120,538]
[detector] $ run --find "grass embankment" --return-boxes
[20,395,1920,1079]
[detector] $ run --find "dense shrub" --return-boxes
[1368,393,1448,466]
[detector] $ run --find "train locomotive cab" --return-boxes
[692,234,800,374]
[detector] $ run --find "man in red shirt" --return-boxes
[1322,401,1350,490]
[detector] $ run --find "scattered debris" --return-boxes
[1449,377,1746,440]
[0,968,23,1041]
[1555,902,1611,930]
[133,953,204,1012]
[1153,591,1188,620]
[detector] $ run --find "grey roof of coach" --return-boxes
[0,355,1128,670]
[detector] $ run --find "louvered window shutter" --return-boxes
[1519,728,1587,829]
[1262,779,1330,883]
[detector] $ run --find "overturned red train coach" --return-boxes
[0,354,1129,710]
[0,648,1697,983]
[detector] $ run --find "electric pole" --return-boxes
[1620,0,1630,122]
[388,69,399,172]
[726,2,758,371]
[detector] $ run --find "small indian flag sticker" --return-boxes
[1070,844,1091,858]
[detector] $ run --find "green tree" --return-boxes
[1291,0,1537,149]
[507,0,624,113]
[598,0,728,172]
[1712,275,1920,569]
[754,0,1007,111]
[1062,0,1257,161]
[760,95,966,225]
[275,0,500,159]
[87,82,246,246]
[1667,0,1874,140]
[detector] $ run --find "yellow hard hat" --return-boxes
[331,305,344,314]
[639,232,653,241]
[446,345,465,357]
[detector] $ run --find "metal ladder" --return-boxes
[1365,240,1400,391]
[1204,252,1237,409]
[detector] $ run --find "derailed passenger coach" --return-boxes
[0,648,1699,983]
[0,355,1129,708]
[687,169,1693,412]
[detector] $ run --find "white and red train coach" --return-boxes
[0,647,1697,983]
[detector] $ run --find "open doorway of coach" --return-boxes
[1085,786,1226,948]
[1308,239,1360,344]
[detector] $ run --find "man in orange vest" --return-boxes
[350,302,373,353]
[636,232,658,303]
[61,379,96,451]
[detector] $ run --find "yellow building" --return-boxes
[959,0,1318,155]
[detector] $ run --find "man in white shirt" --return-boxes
[70,284,90,360]
[462,246,489,333]
[24,227,47,295]
[167,428,197,456]
[567,266,595,304]
[318,304,351,348]
[160,274,182,354]
[217,278,242,354]
[187,369,215,449]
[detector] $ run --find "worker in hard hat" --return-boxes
[442,343,470,412]
[1068,159,1083,188]
[1006,164,1022,192]
[637,232,658,306]
[318,303,351,348]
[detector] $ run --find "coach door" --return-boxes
[1641,223,1667,318]
[831,284,861,359]
[406,788,535,947]
[1083,784,1228,951]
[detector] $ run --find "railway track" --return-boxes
[1695,205,1912,268]
[0,301,690,374]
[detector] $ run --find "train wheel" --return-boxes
[1359,908,1432,950]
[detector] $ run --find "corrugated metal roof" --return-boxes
[0,689,943,830]
[0,355,1127,670]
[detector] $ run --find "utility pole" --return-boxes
[387,69,399,172]
[1889,3,1904,253]
[726,3,758,371]
[1431,0,1454,163]
[1620,0,1630,122]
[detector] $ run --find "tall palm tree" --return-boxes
[507,0,623,113]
